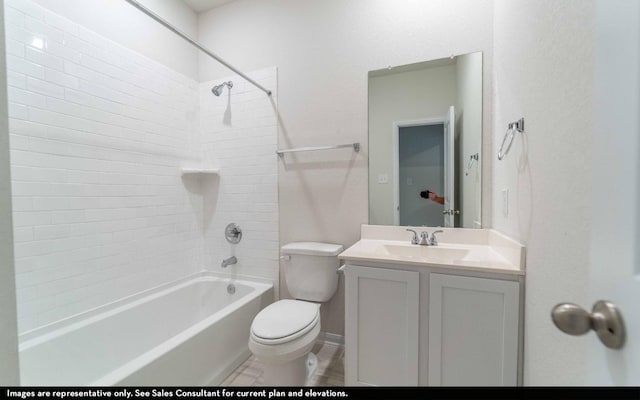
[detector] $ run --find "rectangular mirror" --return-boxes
[368,52,483,228]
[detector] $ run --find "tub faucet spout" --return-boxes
[221,256,237,268]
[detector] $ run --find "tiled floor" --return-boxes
[221,342,345,386]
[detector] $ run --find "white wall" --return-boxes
[197,0,495,334]
[369,64,456,226]
[0,0,21,385]
[28,0,198,79]
[456,52,482,228]
[491,0,595,385]
[6,0,202,332]
[198,67,279,287]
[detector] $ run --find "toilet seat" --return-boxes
[251,299,320,345]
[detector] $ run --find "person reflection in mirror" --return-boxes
[420,190,444,205]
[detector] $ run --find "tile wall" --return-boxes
[4,0,278,333]
[198,69,279,287]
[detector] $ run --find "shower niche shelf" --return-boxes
[181,168,220,176]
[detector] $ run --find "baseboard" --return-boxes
[318,331,344,346]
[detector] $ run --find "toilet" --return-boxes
[248,242,344,386]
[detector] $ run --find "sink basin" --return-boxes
[378,244,470,263]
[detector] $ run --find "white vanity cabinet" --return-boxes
[344,265,420,386]
[343,262,523,386]
[427,273,520,386]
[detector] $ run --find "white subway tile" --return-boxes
[44,68,79,89]
[6,39,25,57]
[45,40,82,63]
[61,32,103,59]
[13,227,34,243]
[8,87,47,108]
[77,79,125,104]
[33,225,71,241]
[5,5,25,27]
[26,77,64,98]
[51,210,86,224]
[26,46,64,71]
[6,54,45,79]
[11,197,34,212]
[15,240,54,258]
[8,134,29,153]
[8,102,29,120]
[33,196,101,211]
[25,15,64,43]
[6,0,45,19]
[28,107,93,132]
[45,97,83,117]
[12,211,52,227]
[6,23,39,45]
[7,70,28,89]
[65,88,122,115]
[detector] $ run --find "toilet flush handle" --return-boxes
[337,264,346,275]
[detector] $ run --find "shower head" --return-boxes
[212,81,233,96]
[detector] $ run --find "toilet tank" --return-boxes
[281,242,344,302]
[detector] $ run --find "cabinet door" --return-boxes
[428,273,519,386]
[345,265,419,386]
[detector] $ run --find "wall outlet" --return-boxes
[502,188,509,217]
[378,174,389,184]
[406,177,413,186]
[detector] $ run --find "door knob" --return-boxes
[551,300,625,349]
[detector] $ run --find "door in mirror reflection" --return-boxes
[368,53,482,228]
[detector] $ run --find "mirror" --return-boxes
[368,52,482,228]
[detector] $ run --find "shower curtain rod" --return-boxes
[123,0,272,96]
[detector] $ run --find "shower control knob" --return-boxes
[225,223,242,244]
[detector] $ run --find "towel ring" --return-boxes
[465,153,479,176]
[498,118,524,160]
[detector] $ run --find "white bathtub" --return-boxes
[18,273,273,386]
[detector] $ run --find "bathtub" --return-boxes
[18,273,273,386]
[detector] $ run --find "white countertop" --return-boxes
[338,225,526,276]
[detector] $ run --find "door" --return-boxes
[392,118,445,226]
[587,1,639,384]
[345,265,419,386]
[551,1,640,384]
[428,274,519,386]
[443,106,455,227]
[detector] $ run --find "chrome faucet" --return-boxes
[221,256,237,268]
[429,230,444,246]
[407,228,444,246]
[419,231,430,246]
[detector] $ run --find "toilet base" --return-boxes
[306,352,318,379]
[262,353,316,386]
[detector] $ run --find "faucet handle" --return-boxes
[405,229,419,245]
[429,230,444,246]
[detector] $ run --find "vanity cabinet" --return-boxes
[427,273,519,386]
[344,263,523,386]
[344,266,419,386]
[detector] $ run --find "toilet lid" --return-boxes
[251,300,319,343]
